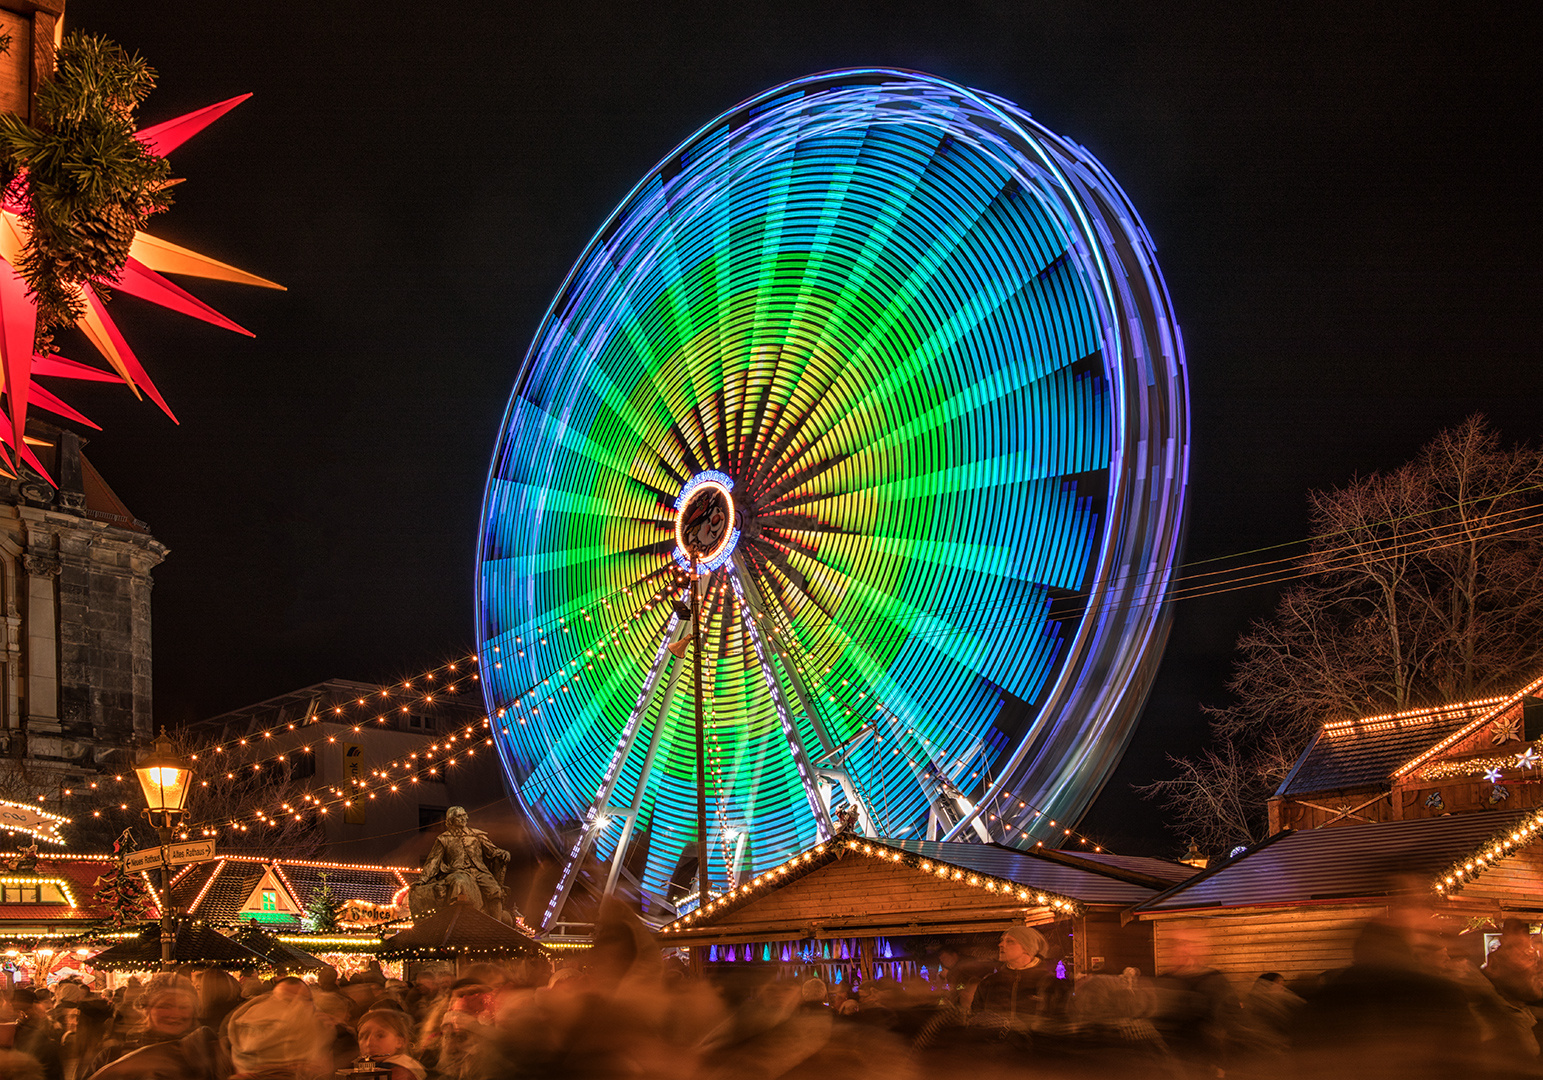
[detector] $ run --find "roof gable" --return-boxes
[1395,674,1543,779]
[239,866,300,921]
[1276,686,1533,799]
[662,836,1105,941]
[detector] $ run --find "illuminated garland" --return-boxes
[1420,741,1543,783]
[659,835,1082,936]
[275,933,381,951]
[0,799,72,843]
[1433,809,1543,896]
[1395,675,1543,778]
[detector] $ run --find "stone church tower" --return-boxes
[0,3,166,785]
[0,425,165,775]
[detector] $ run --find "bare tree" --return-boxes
[1142,416,1543,855]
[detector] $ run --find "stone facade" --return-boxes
[0,425,165,774]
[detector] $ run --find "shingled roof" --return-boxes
[1275,695,1515,798]
[86,922,270,971]
[1128,812,1540,916]
[0,856,160,928]
[160,856,413,925]
[378,904,544,960]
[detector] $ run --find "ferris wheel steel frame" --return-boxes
[477,69,1190,925]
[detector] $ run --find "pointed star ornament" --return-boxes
[1484,766,1504,784]
[1517,748,1538,770]
[0,95,282,483]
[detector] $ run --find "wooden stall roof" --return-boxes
[87,922,270,971]
[1059,851,1199,886]
[1128,810,1543,919]
[1275,674,1543,800]
[660,836,1184,945]
[881,839,1190,900]
[378,903,545,960]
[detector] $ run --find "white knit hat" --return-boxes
[226,995,327,1073]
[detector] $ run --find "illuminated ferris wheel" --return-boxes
[476,69,1189,924]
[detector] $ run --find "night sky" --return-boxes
[61,2,1543,854]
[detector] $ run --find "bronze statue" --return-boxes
[408,806,515,923]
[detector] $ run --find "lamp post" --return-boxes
[133,728,192,970]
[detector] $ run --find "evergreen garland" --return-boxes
[0,32,171,351]
[304,871,340,932]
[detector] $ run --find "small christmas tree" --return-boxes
[93,831,152,929]
[303,871,339,932]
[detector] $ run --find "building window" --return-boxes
[261,889,276,912]
[0,882,65,904]
[419,806,448,832]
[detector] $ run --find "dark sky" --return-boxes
[62,2,1543,854]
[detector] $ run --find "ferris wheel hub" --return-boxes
[673,470,740,572]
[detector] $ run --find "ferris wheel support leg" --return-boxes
[540,615,688,931]
[953,796,994,843]
[729,593,834,840]
[602,650,692,900]
[729,556,838,755]
[870,706,964,840]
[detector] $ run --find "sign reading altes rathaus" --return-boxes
[0,425,165,772]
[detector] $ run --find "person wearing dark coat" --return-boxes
[969,925,1055,1033]
[13,986,64,1080]
[82,977,199,1078]
[1292,918,1481,1076]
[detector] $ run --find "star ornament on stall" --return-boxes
[1516,748,1538,770]
[0,95,282,483]
[1484,767,1505,784]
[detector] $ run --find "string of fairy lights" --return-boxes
[20,568,695,836]
[17,481,1542,867]
[179,563,727,836]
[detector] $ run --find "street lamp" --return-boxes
[134,729,192,970]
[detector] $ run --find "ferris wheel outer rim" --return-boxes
[475,67,1190,870]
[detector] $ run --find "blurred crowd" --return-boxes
[1,898,1541,1080]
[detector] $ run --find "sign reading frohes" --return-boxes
[344,743,366,823]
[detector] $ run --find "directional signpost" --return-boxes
[125,839,217,875]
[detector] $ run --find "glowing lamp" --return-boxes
[135,730,192,817]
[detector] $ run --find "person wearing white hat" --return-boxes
[970,924,1054,1033]
[225,995,330,1080]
